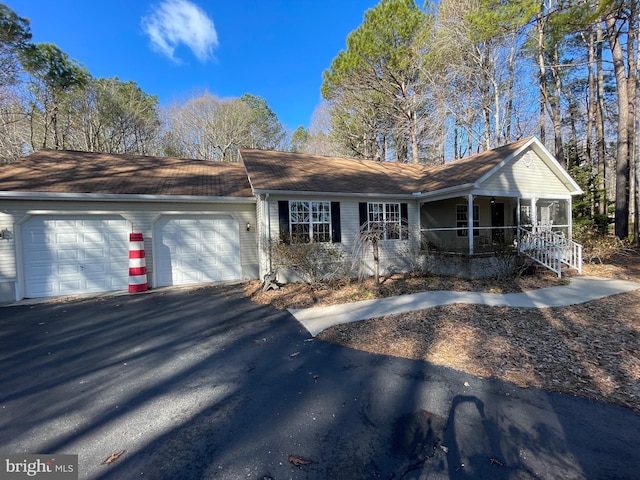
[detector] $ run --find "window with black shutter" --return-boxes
[278,200,341,243]
[359,202,408,240]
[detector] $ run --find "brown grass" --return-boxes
[245,251,640,412]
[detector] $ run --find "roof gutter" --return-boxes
[413,183,476,201]
[250,189,420,200]
[0,191,256,203]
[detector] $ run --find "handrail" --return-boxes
[518,227,582,277]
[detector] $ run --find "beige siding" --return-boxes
[480,150,571,195]
[0,198,258,301]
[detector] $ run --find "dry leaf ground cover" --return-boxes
[245,251,640,412]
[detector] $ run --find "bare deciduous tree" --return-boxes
[162,92,253,161]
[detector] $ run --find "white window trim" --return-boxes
[289,200,332,243]
[456,204,479,237]
[368,202,402,241]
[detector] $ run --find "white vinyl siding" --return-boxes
[0,199,258,300]
[480,151,572,195]
[264,195,419,279]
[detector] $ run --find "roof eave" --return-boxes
[415,183,475,201]
[251,188,418,200]
[0,191,256,203]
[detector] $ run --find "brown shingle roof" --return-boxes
[240,149,428,195]
[0,149,253,197]
[240,137,532,195]
[0,138,535,199]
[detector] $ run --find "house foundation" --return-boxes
[421,251,523,280]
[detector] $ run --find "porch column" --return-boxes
[567,197,573,239]
[531,197,537,227]
[516,197,521,244]
[468,194,474,255]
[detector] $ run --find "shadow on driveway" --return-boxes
[1,284,638,479]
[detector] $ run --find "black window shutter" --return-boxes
[401,203,409,240]
[278,201,290,244]
[331,202,341,243]
[359,202,368,228]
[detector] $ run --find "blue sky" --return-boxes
[9,0,380,130]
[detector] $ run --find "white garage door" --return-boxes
[22,216,130,298]
[155,216,241,287]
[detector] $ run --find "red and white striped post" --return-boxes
[128,233,148,293]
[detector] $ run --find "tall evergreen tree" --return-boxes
[240,93,286,150]
[18,42,89,150]
[322,0,431,163]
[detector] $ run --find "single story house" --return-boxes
[0,136,583,302]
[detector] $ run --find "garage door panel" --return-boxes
[58,279,82,291]
[31,281,55,295]
[201,232,220,243]
[55,250,80,261]
[28,251,54,264]
[29,265,54,277]
[84,262,107,274]
[156,215,240,287]
[26,232,49,245]
[56,232,78,243]
[82,231,106,243]
[57,263,83,275]
[23,215,129,298]
[83,248,108,260]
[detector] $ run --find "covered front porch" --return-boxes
[419,194,573,255]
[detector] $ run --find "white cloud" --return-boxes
[142,0,218,63]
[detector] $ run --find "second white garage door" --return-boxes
[155,216,241,287]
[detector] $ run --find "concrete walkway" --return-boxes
[290,276,640,336]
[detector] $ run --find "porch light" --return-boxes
[490,196,496,205]
[246,222,251,231]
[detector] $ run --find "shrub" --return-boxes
[270,241,350,285]
[576,233,634,264]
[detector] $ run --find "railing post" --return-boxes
[468,194,474,255]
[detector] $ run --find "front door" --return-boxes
[491,203,505,243]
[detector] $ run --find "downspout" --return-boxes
[468,194,474,255]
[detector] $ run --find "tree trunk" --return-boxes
[372,238,380,288]
[537,12,547,145]
[596,22,607,216]
[605,13,630,240]
[504,34,517,142]
[550,43,565,169]
[410,110,419,164]
[585,27,595,172]
[585,27,596,217]
[627,1,638,244]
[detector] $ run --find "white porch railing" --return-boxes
[517,226,582,277]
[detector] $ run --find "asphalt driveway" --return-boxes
[1,284,638,479]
